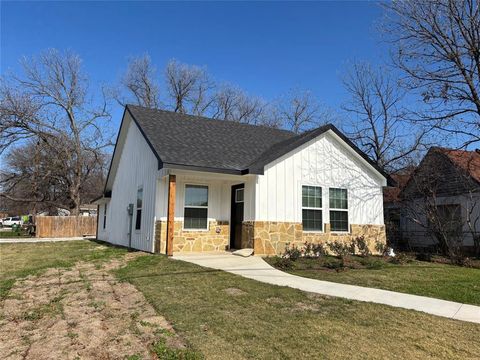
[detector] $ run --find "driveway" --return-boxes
[173,252,480,324]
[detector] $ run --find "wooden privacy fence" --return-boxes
[36,216,97,238]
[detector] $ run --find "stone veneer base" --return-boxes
[155,220,229,253]
[155,220,386,256]
[244,221,386,256]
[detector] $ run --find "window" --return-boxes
[103,204,107,229]
[184,185,208,229]
[329,188,348,232]
[302,185,323,231]
[235,188,244,203]
[135,187,143,230]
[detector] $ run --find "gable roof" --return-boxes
[401,147,480,199]
[438,147,480,184]
[125,105,390,181]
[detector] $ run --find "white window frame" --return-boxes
[301,185,323,233]
[329,188,349,233]
[183,183,209,231]
[135,186,143,231]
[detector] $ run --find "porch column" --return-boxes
[166,174,176,256]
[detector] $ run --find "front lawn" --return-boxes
[2,241,480,359]
[117,254,480,359]
[265,255,480,306]
[0,240,127,299]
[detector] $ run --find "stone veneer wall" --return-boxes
[243,221,386,256]
[154,220,230,253]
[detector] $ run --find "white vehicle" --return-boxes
[1,217,22,227]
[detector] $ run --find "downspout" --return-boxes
[127,203,134,249]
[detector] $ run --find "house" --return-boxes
[94,105,389,255]
[391,147,480,252]
[383,171,414,249]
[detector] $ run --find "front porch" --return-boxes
[154,169,256,255]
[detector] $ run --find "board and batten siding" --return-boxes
[255,131,386,225]
[155,172,256,224]
[103,113,158,252]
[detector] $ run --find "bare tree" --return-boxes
[211,84,272,125]
[165,59,214,115]
[273,89,331,133]
[342,62,429,171]
[384,0,480,147]
[116,54,160,108]
[0,49,111,214]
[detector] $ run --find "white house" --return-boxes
[95,105,389,255]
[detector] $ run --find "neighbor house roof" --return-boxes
[383,172,413,203]
[125,105,390,180]
[437,147,480,184]
[401,147,480,199]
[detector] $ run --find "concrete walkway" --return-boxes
[0,237,91,244]
[173,252,480,324]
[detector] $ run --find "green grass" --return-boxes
[265,256,480,306]
[116,254,480,359]
[0,230,30,238]
[0,240,127,299]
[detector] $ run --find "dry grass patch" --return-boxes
[0,243,202,359]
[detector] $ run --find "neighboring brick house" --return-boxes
[387,147,480,252]
[94,105,390,255]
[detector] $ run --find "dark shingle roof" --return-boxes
[126,105,389,179]
[127,105,295,173]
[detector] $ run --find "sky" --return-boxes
[1,1,389,130]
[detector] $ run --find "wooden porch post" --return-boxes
[166,174,176,256]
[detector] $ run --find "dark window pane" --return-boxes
[184,207,208,229]
[302,209,323,231]
[330,211,348,232]
[103,204,107,229]
[137,188,143,209]
[236,188,244,203]
[135,209,142,230]
[185,185,208,206]
[329,188,347,209]
[302,185,322,208]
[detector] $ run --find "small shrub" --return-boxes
[327,240,354,257]
[354,236,371,257]
[273,257,294,270]
[303,242,327,258]
[374,240,386,255]
[451,256,472,267]
[282,243,301,261]
[389,252,411,265]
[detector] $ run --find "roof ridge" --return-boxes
[126,104,296,136]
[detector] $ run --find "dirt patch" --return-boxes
[0,253,187,360]
[291,302,320,312]
[224,288,246,296]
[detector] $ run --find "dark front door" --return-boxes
[230,184,245,249]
